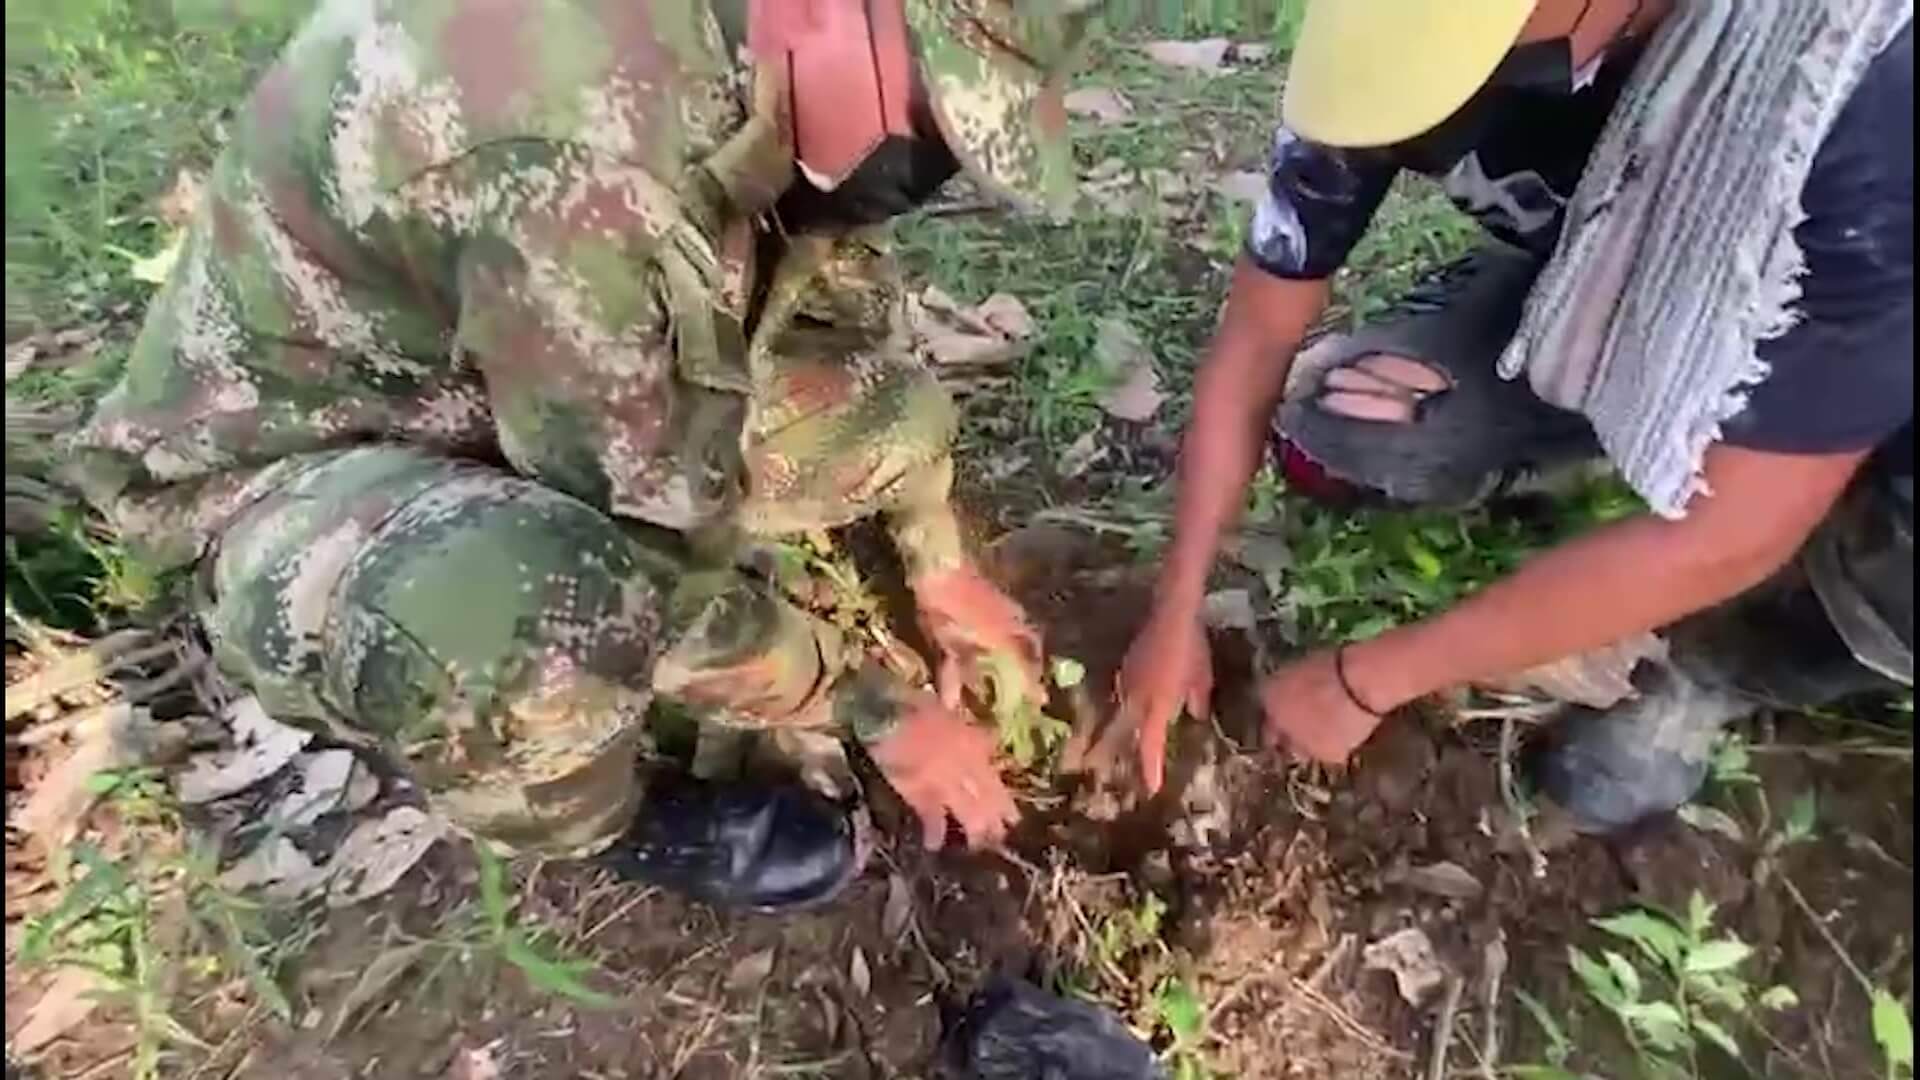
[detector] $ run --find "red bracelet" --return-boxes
[1333,646,1384,718]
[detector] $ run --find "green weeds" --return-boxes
[19,768,308,1079]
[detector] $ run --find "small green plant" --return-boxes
[20,768,303,1079]
[1544,893,1796,1080]
[415,846,617,1008]
[1150,974,1215,1080]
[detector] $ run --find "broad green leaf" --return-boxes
[502,934,618,1008]
[1568,947,1622,1009]
[1155,977,1206,1043]
[1684,939,1753,975]
[1404,538,1443,580]
[1781,791,1818,845]
[1872,989,1914,1070]
[1602,950,1643,1004]
[1625,1001,1690,1052]
[1687,892,1718,938]
[1594,910,1685,971]
[1759,985,1800,1011]
[1049,656,1086,689]
[1694,1016,1742,1060]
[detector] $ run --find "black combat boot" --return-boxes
[597,773,862,912]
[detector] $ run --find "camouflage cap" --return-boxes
[905,0,1096,219]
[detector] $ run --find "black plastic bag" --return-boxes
[943,975,1167,1080]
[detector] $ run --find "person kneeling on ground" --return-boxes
[63,0,1095,911]
[1117,0,1913,831]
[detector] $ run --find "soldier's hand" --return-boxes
[867,695,1019,850]
[910,562,1044,714]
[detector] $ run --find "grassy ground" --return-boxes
[5,4,1914,1080]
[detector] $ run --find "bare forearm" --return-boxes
[1157,266,1330,615]
[1349,512,1808,710]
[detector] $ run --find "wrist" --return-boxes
[1339,633,1426,714]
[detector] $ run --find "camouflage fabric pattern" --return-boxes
[205,446,909,854]
[62,0,1006,853]
[907,0,1097,217]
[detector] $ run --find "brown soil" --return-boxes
[8,528,1912,1080]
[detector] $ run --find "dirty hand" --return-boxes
[867,694,1020,850]
[910,563,1044,713]
[1259,650,1383,766]
[1112,606,1213,794]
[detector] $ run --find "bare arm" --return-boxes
[1154,262,1331,616]
[1346,443,1870,711]
[1112,262,1329,790]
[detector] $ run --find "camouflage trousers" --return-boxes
[196,348,954,856]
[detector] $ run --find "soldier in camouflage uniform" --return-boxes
[66,0,1091,909]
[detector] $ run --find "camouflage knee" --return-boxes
[739,349,957,536]
[202,446,687,855]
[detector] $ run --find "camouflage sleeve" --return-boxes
[651,576,920,744]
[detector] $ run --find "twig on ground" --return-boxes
[577,886,659,946]
[1479,932,1507,1080]
[1498,717,1548,879]
[1748,742,1913,760]
[1778,871,1875,992]
[1427,973,1465,1080]
[6,630,166,722]
[1205,933,1353,1035]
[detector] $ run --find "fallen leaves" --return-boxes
[1142,37,1233,74]
[175,696,312,804]
[1363,926,1447,1007]
[11,967,107,1054]
[1063,86,1133,125]
[326,806,449,908]
[1093,317,1165,422]
[1389,860,1485,902]
[16,703,186,850]
[908,286,1036,375]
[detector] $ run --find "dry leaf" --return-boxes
[1482,633,1667,709]
[848,946,872,997]
[1057,429,1105,480]
[908,289,1031,370]
[329,939,431,1040]
[1395,861,1484,901]
[266,749,357,830]
[11,967,106,1053]
[1362,927,1447,1007]
[973,293,1035,339]
[1143,38,1233,73]
[176,696,312,804]
[1094,318,1164,422]
[881,874,914,944]
[448,1043,502,1080]
[342,760,382,813]
[1063,86,1132,124]
[727,948,777,992]
[17,704,183,848]
[326,807,448,907]
[218,837,328,899]
[1214,170,1268,205]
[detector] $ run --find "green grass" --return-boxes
[6,0,307,329]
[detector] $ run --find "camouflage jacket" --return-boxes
[72,0,899,567]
